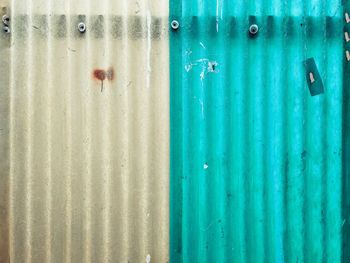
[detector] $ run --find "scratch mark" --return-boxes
[216,0,219,32]
[200,69,205,81]
[185,57,219,84]
[221,0,223,20]
[199,42,206,49]
[199,99,204,118]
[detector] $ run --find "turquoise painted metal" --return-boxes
[343,2,350,262]
[170,0,349,262]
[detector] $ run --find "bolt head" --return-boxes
[171,20,180,30]
[3,25,10,33]
[2,15,9,26]
[78,22,86,33]
[249,24,259,35]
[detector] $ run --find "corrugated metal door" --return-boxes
[0,0,169,262]
[170,0,349,262]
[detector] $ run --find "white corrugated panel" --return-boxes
[0,0,169,262]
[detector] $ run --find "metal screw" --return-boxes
[2,14,9,26]
[249,24,259,35]
[171,20,180,30]
[3,26,10,34]
[78,22,86,33]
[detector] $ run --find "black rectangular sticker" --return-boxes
[303,58,324,96]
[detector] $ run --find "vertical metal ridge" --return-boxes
[24,1,33,262]
[0,1,10,262]
[101,2,111,262]
[142,10,152,261]
[45,0,52,260]
[64,4,72,261]
[121,4,130,261]
[343,1,350,261]
[83,2,93,262]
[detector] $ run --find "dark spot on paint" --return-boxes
[301,150,307,159]
[93,69,106,81]
[106,68,114,81]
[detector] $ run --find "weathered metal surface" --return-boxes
[343,3,350,261]
[0,0,169,262]
[170,0,347,262]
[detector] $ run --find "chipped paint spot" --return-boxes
[106,68,114,81]
[185,53,219,83]
[208,61,218,73]
[204,163,209,169]
[146,254,151,263]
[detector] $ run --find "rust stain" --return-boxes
[93,67,114,92]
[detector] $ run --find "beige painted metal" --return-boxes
[0,0,169,262]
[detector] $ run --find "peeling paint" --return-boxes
[184,57,219,83]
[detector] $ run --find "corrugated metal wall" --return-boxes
[170,0,347,262]
[343,2,350,261]
[0,0,169,262]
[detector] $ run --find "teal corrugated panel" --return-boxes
[170,0,348,262]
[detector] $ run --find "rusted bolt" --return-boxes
[171,20,180,30]
[78,22,86,33]
[3,26,10,34]
[2,15,9,26]
[249,24,259,35]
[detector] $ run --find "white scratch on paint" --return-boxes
[199,99,204,118]
[216,0,219,32]
[200,69,205,80]
[185,58,219,82]
[199,42,206,49]
[221,0,224,20]
[184,52,219,84]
